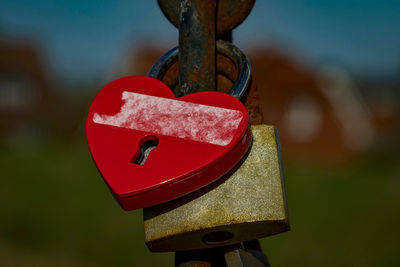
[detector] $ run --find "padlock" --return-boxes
[86,75,252,210]
[144,124,289,252]
[144,40,289,252]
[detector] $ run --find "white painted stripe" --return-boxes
[93,91,243,146]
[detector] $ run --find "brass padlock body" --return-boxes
[143,125,289,252]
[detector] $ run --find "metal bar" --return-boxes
[224,249,267,267]
[178,0,217,95]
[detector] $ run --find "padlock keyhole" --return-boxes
[202,231,234,245]
[132,137,159,165]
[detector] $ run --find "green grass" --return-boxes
[0,138,399,266]
[0,139,172,266]
[262,152,400,266]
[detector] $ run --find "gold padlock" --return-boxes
[143,124,289,252]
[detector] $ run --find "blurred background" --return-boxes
[1,0,399,266]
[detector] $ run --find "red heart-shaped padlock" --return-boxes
[86,76,251,210]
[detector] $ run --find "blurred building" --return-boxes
[0,40,52,132]
[249,48,378,163]
[0,39,82,141]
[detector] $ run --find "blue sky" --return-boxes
[1,0,399,84]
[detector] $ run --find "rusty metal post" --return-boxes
[178,0,217,95]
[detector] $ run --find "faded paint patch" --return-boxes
[93,91,243,146]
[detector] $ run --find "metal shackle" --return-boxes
[148,40,252,100]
